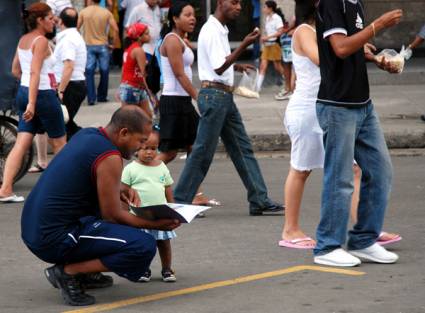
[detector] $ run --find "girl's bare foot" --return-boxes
[192,192,221,206]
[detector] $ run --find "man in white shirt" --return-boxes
[46,0,73,17]
[55,8,87,139]
[125,0,161,57]
[173,0,284,216]
[120,0,145,27]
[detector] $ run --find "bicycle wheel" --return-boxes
[0,117,34,183]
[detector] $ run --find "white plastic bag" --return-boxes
[399,45,412,61]
[234,69,260,99]
[61,104,69,123]
[376,47,405,73]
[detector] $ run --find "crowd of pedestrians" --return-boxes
[0,0,417,307]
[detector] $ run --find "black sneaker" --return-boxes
[421,114,425,122]
[44,265,95,306]
[45,266,59,288]
[137,269,151,282]
[249,202,285,216]
[78,273,113,289]
[45,270,113,289]
[161,269,177,282]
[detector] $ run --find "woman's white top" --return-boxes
[18,36,56,90]
[160,33,194,96]
[286,24,321,111]
[264,13,283,46]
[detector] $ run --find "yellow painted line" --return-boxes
[63,265,364,313]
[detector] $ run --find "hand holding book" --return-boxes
[130,203,211,224]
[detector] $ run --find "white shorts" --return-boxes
[284,106,324,171]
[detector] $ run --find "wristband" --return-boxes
[370,22,376,37]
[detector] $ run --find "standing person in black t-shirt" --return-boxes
[312,0,403,267]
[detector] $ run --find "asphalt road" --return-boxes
[1,154,424,313]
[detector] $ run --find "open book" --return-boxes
[130,203,210,223]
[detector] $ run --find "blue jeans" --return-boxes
[173,88,272,210]
[314,101,393,255]
[85,45,110,103]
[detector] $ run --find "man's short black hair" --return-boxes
[109,107,151,134]
[59,7,78,28]
[92,0,101,4]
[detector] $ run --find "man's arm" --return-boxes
[96,155,180,230]
[109,14,120,48]
[328,10,402,59]
[215,29,260,76]
[58,60,74,100]
[120,182,141,207]
[77,12,83,31]
[408,36,425,50]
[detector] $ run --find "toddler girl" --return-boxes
[121,134,176,282]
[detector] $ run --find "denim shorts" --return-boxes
[17,86,66,138]
[280,34,292,63]
[119,83,147,104]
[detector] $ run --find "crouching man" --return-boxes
[21,107,180,306]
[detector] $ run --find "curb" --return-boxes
[216,131,425,152]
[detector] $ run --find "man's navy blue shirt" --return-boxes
[21,128,121,250]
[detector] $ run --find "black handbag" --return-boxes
[145,54,161,94]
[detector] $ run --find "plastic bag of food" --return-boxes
[234,69,260,99]
[376,48,405,73]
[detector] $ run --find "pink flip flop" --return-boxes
[278,237,316,249]
[377,232,402,246]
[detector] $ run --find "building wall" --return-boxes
[364,0,425,49]
[272,0,425,50]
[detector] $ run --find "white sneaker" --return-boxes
[275,90,292,101]
[348,243,399,264]
[314,248,361,267]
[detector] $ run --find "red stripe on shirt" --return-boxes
[91,151,122,183]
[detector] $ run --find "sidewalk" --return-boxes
[76,58,425,151]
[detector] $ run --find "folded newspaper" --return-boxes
[130,203,210,223]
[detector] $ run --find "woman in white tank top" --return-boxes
[156,2,198,162]
[0,3,66,203]
[279,1,400,248]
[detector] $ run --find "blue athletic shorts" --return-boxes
[17,86,66,138]
[26,216,157,282]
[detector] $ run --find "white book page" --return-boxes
[167,203,211,223]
